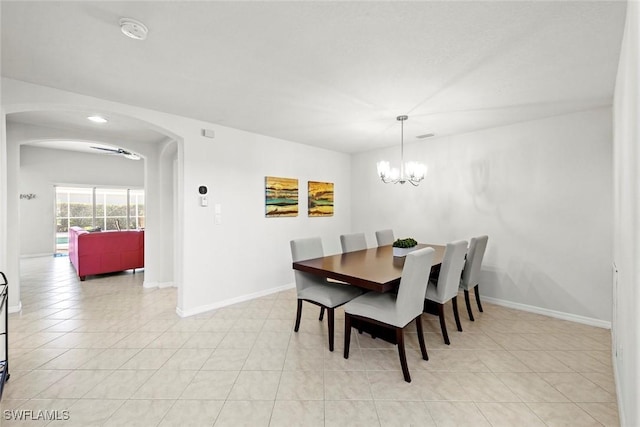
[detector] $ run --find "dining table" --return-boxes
[292,243,446,293]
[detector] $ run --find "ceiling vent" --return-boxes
[416,133,435,139]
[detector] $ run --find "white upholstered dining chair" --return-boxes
[460,235,489,321]
[290,237,363,351]
[424,240,468,345]
[375,229,395,246]
[343,247,435,382]
[340,232,367,253]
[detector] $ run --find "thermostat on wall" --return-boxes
[199,186,208,207]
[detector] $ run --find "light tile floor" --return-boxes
[0,256,619,426]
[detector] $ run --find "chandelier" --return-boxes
[376,115,427,186]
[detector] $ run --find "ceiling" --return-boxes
[1,1,627,154]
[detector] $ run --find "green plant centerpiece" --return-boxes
[392,238,418,257]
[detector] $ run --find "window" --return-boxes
[56,187,94,232]
[129,189,145,230]
[55,186,145,253]
[95,188,128,231]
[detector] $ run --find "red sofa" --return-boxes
[68,226,144,281]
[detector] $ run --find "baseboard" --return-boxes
[143,281,175,289]
[175,287,612,326]
[612,346,626,426]
[158,282,175,289]
[482,296,612,329]
[176,282,295,318]
[20,253,53,259]
[8,301,22,314]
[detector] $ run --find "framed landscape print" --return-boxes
[308,181,334,217]
[265,176,299,217]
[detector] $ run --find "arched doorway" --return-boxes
[2,107,184,313]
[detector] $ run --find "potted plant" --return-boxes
[392,238,418,257]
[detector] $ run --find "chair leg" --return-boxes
[294,299,303,332]
[452,296,463,332]
[415,315,429,361]
[438,304,450,345]
[464,289,475,321]
[396,328,411,383]
[474,285,484,312]
[319,307,325,321]
[327,308,335,352]
[344,314,352,359]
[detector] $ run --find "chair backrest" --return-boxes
[290,237,327,292]
[432,240,468,303]
[340,233,367,253]
[396,247,435,323]
[375,229,395,246]
[461,235,489,290]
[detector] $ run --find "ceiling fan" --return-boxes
[90,146,141,160]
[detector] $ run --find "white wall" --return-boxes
[352,108,613,324]
[613,2,639,425]
[180,125,351,315]
[1,78,352,317]
[4,106,21,310]
[139,138,177,289]
[147,140,177,288]
[17,143,144,256]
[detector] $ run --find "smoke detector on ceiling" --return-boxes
[119,18,148,40]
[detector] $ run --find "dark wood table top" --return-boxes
[292,244,445,293]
